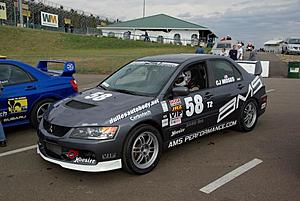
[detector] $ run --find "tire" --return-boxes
[122,124,162,175]
[31,98,55,129]
[236,99,258,132]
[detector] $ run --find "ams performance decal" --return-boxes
[168,121,237,148]
[8,97,28,114]
[109,99,159,124]
[217,76,263,123]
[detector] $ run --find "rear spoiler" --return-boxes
[237,61,262,76]
[37,60,76,76]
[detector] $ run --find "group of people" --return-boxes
[220,43,257,61]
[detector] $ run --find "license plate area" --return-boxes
[45,142,62,156]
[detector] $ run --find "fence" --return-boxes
[0,0,112,35]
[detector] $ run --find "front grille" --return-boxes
[65,100,96,109]
[43,120,71,137]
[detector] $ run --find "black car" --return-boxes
[37,54,267,174]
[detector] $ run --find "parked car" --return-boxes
[211,40,236,56]
[0,59,78,128]
[37,54,267,174]
[282,37,300,54]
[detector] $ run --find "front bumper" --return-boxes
[287,48,300,54]
[37,145,122,172]
[37,119,124,172]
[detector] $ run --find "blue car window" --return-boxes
[0,64,32,86]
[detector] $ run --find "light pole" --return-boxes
[18,0,23,26]
[143,0,145,18]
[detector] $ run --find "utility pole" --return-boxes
[18,0,23,26]
[143,0,145,18]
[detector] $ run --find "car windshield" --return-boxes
[288,39,300,44]
[216,43,232,49]
[100,61,179,96]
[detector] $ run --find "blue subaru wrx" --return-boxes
[0,59,78,128]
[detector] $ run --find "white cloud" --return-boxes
[52,0,300,47]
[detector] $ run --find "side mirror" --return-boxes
[172,87,189,96]
[254,61,262,76]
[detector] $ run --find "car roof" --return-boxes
[136,54,225,64]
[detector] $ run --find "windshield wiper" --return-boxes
[110,88,141,96]
[98,84,107,90]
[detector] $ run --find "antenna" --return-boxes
[143,0,145,18]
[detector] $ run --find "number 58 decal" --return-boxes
[84,92,112,101]
[184,94,204,117]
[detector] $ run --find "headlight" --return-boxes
[70,127,118,140]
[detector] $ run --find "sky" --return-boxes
[52,0,300,47]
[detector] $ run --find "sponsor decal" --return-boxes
[162,118,169,127]
[170,110,183,126]
[172,105,183,112]
[216,75,235,86]
[41,11,58,28]
[186,119,204,128]
[217,76,263,123]
[0,111,8,118]
[102,153,117,160]
[8,97,28,114]
[171,128,185,137]
[160,101,168,112]
[84,92,113,101]
[66,149,79,160]
[169,98,181,107]
[73,157,97,165]
[0,2,7,20]
[133,61,179,68]
[130,110,151,121]
[3,115,26,122]
[109,99,159,124]
[168,121,237,148]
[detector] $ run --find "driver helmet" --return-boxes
[175,70,192,87]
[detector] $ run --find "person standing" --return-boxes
[195,45,205,54]
[237,44,244,60]
[0,83,6,147]
[229,45,238,60]
[220,48,228,56]
[248,46,257,61]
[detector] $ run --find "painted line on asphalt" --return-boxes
[199,158,263,194]
[266,89,275,93]
[0,145,37,158]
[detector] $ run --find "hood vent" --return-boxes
[65,100,96,109]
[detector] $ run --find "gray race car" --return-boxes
[37,54,267,174]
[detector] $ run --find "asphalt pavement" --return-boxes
[1,61,300,201]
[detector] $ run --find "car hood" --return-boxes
[45,87,156,127]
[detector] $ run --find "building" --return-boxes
[264,40,284,53]
[98,14,217,46]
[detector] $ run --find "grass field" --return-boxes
[0,26,200,73]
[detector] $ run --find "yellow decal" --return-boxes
[8,97,28,114]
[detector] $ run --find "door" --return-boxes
[164,62,215,147]
[0,63,37,126]
[206,59,245,125]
